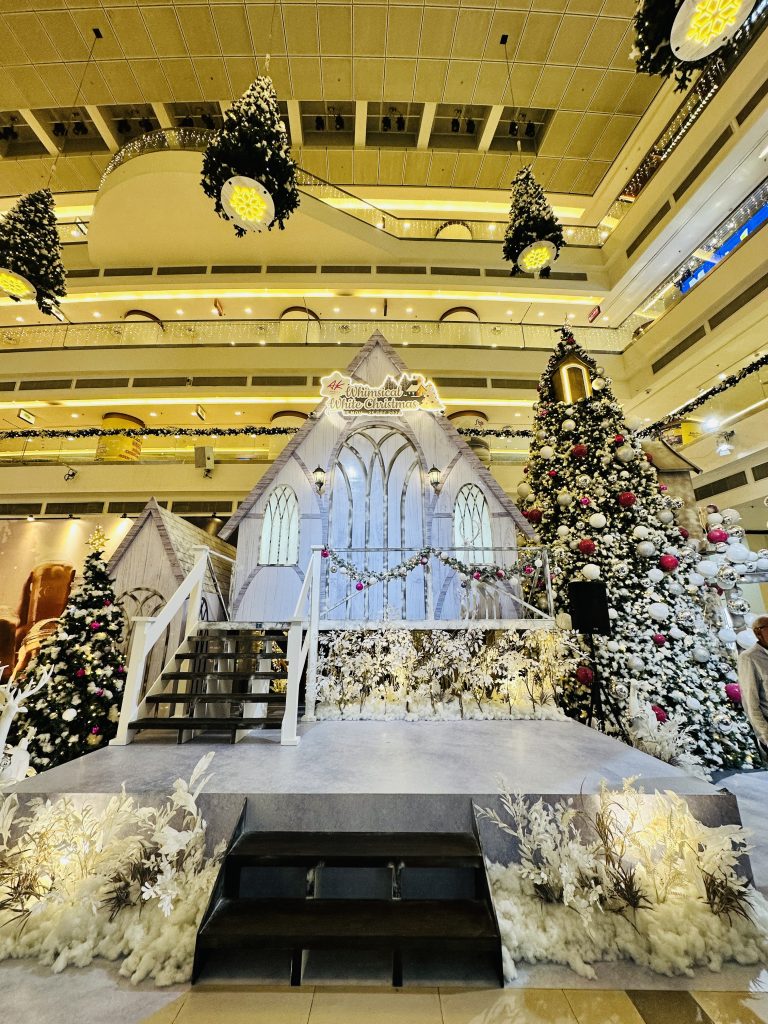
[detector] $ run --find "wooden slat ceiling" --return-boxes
[0,1,662,197]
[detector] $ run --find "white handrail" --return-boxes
[112,545,209,745]
[281,547,321,744]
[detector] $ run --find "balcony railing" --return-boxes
[0,318,631,352]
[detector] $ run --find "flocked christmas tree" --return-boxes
[502,166,564,278]
[201,74,299,236]
[15,527,126,771]
[517,327,752,771]
[0,188,66,315]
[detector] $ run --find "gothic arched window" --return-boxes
[259,486,299,565]
[453,483,493,563]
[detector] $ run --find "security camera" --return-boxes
[63,467,77,482]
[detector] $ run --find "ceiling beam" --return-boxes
[417,102,436,150]
[85,105,119,153]
[286,99,303,147]
[354,100,367,148]
[151,102,173,129]
[478,105,504,153]
[18,109,58,156]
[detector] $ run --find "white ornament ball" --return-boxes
[588,512,607,529]
[688,572,705,587]
[636,540,656,557]
[633,526,650,541]
[540,445,555,460]
[608,608,618,620]
[606,640,619,652]
[517,482,532,499]
[556,525,570,538]
[616,445,635,462]
[657,510,674,524]
[669,626,685,640]
[757,558,768,571]
[706,513,723,526]
[627,655,644,671]
[718,627,738,643]
[647,568,664,584]
[692,646,710,663]
[697,560,718,578]
[562,418,576,431]
[737,629,756,649]
[726,543,750,563]
[721,507,741,524]
[581,563,601,581]
[62,708,77,722]
[592,378,606,391]
[668,582,685,596]
[557,492,574,507]
[648,601,670,621]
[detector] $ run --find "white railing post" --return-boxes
[112,616,154,745]
[187,546,209,633]
[281,622,302,746]
[304,547,322,720]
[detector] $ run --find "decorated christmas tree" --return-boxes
[517,327,752,771]
[201,75,299,235]
[502,166,564,278]
[0,188,66,315]
[16,528,127,771]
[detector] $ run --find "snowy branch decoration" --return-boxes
[0,189,66,315]
[0,668,51,785]
[502,166,565,278]
[201,75,299,235]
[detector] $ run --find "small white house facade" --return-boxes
[220,333,533,626]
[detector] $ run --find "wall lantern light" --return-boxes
[428,465,442,491]
[313,465,326,493]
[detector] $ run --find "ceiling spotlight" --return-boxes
[63,467,77,481]
[509,121,519,137]
[178,115,194,128]
[466,118,476,135]
[138,117,153,132]
[525,120,536,138]
[52,122,67,137]
[395,114,405,132]
[116,118,131,135]
[176,308,184,316]
[451,117,460,133]
[315,115,325,131]
[382,115,391,132]
[334,113,345,131]
[244,307,252,314]
[201,112,215,129]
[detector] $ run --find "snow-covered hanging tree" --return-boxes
[0,189,66,315]
[517,327,753,771]
[201,75,299,236]
[502,166,564,278]
[14,528,127,771]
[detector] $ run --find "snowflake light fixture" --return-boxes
[517,240,556,276]
[0,267,35,301]
[220,175,275,233]
[671,0,752,60]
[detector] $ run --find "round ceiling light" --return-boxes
[0,267,35,301]
[516,240,556,276]
[220,175,275,233]
[670,0,753,61]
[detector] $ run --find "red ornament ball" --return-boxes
[725,683,742,703]
[355,581,365,591]
[571,444,588,460]
[472,571,482,580]
[547,470,558,478]
[103,599,112,607]
[652,633,667,647]
[321,548,330,558]
[526,508,543,524]
[658,554,679,572]
[651,704,668,723]
[496,569,506,579]
[613,434,625,444]
[75,668,86,678]
[617,491,636,507]
[679,527,689,539]
[707,528,728,543]
[646,453,654,463]
[578,538,596,555]
[575,665,594,684]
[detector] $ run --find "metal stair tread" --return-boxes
[198,898,498,948]
[128,716,274,730]
[161,670,286,679]
[228,831,482,868]
[145,691,288,704]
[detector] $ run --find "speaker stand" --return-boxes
[584,632,629,743]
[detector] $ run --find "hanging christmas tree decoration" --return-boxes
[524,325,753,771]
[201,72,299,236]
[502,166,564,278]
[0,189,66,315]
[632,0,756,89]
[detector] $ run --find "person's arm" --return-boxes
[738,653,768,747]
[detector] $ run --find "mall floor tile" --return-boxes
[693,991,768,1023]
[439,987,578,1023]
[564,988,645,1023]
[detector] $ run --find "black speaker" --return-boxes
[568,581,611,636]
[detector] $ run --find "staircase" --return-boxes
[193,830,503,987]
[128,624,300,743]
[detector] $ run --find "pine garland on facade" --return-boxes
[502,166,564,278]
[518,327,753,771]
[201,75,299,236]
[0,189,66,315]
[14,529,126,771]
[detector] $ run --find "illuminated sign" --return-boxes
[320,372,444,416]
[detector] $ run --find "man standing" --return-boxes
[737,615,768,756]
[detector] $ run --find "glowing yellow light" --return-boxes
[519,244,552,272]
[686,0,742,45]
[0,269,32,298]
[228,185,269,225]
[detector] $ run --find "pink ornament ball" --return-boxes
[117,665,125,674]
[658,554,679,572]
[496,569,505,579]
[91,725,101,735]
[578,538,596,555]
[472,571,482,580]
[707,528,728,543]
[617,491,636,507]
[75,668,86,678]
[523,565,534,576]
[103,599,112,607]
[652,633,667,646]
[659,483,668,492]
[90,621,102,630]
[575,665,594,684]
[652,704,668,723]
[579,496,592,507]
[725,683,742,703]
[355,581,365,591]
[321,548,330,558]
[96,688,105,696]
